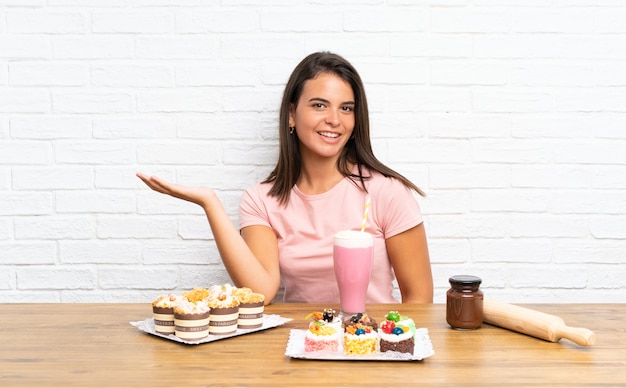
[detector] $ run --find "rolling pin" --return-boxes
[482,299,596,346]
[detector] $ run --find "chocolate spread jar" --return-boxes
[446,275,483,330]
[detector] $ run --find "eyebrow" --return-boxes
[308,97,355,105]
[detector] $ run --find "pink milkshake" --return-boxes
[333,230,373,315]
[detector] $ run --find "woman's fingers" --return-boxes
[136,172,212,206]
[136,172,176,195]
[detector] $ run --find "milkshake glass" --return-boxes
[333,230,374,316]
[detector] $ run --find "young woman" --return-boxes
[137,52,433,305]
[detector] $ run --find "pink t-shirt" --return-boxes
[238,168,423,303]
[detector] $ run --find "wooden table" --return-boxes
[0,303,624,387]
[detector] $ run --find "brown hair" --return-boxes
[263,51,425,205]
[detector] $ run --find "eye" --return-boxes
[341,105,355,112]
[312,103,326,109]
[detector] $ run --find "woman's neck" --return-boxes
[296,158,347,195]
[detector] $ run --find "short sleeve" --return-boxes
[239,183,272,230]
[371,176,423,239]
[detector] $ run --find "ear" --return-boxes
[288,103,296,127]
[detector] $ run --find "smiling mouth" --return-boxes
[318,131,340,138]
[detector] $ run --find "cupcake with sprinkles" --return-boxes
[233,287,265,329]
[173,299,211,341]
[151,293,179,335]
[207,284,240,335]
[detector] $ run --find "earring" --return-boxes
[289,127,295,135]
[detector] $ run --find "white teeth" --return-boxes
[319,132,339,138]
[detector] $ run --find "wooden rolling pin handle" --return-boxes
[555,325,596,347]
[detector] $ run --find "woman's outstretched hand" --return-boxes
[136,172,217,208]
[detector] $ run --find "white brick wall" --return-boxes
[1,1,625,304]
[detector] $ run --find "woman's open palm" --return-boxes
[136,172,216,208]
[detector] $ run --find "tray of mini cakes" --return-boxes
[284,309,435,361]
[130,284,292,345]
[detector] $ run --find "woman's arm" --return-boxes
[385,222,434,303]
[136,173,281,304]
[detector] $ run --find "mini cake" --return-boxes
[343,313,378,355]
[152,293,179,334]
[379,311,415,355]
[304,309,342,353]
[173,299,211,341]
[207,284,240,335]
[233,287,265,329]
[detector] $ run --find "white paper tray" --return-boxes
[131,314,292,345]
[284,328,435,361]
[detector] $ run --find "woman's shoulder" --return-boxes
[240,181,281,218]
[363,168,408,192]
[241,181,275,205]
[246,180,273,194]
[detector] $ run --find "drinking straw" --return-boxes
[360,194,371,232]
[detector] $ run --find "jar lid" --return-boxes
[449,275,482,286]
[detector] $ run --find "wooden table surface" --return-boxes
[0,303,624,387]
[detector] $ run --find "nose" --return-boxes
[326,109,340,126]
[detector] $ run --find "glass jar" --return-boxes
[446,275,483,330]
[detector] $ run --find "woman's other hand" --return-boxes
[136,172,217,208]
